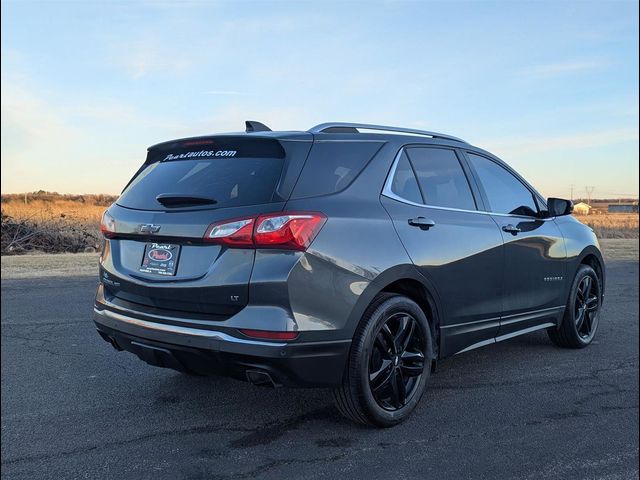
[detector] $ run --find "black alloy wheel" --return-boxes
[333,293,433,427]
[574,274,600,340]
[548,264,601,348]
[369,312,425,410]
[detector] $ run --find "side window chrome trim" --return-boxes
[382,190,483,215]
[382,148,552,221]
[382,148,484,215]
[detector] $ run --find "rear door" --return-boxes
[464,152,567,337]
[100,135,312,317]
[381,146,504,356]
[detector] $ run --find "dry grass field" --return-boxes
[1,193,116,255]
[574,213,639,239]
[2,198,109,223]
[0,193,638,255]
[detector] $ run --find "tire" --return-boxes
[333,293,433,427]
[548,264,602,348]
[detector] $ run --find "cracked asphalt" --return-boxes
[1,260,638,479]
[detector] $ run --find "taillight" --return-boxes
[203,212,326,251]
[100,210,116,238]
[239,329,299,341]
[254,212,326,251]
[204,217,254,247]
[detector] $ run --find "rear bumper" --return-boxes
[93,306,350,387]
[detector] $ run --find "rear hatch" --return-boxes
[100,133,312,317]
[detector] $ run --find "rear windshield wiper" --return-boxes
[155,193,218,207]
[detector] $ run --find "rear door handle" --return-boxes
[502,224,521,235]
[408,217,436,230]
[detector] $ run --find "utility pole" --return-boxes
[570,184,574,202]
[585,186,595,205]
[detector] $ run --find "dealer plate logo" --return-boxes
[148,248,173,261]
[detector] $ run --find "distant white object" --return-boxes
[573,202,592,215]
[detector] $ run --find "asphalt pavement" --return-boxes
[1,260,638,479]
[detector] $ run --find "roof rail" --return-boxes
[308,122,467,143]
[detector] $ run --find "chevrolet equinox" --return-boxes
[94,121,605,427]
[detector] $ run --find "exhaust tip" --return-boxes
[246,370,278,388]
[96,329,123,351]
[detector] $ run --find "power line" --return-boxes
[585,186,595,204]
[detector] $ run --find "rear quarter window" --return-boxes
[390,151,422,204]
[290,141,384,198]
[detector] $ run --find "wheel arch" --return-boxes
[346,265,444,359]
[575,246,606,301]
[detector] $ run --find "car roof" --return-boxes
[144,121,546,203]
[148,121,473,150]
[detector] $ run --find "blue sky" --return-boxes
[1,0,638,199]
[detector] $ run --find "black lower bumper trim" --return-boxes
[95,323,350,387]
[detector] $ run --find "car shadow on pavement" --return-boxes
[142,329,563,432]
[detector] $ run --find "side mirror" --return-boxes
[547,198,573,217]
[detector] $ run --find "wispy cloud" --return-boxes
[518,60,604,79]
[113,39,193,79]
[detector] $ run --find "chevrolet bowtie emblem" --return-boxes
[139,224,161,234]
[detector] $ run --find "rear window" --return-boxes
[291,141,384,198]
[117,138,286,211]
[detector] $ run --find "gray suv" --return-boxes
[95,121,605,426]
